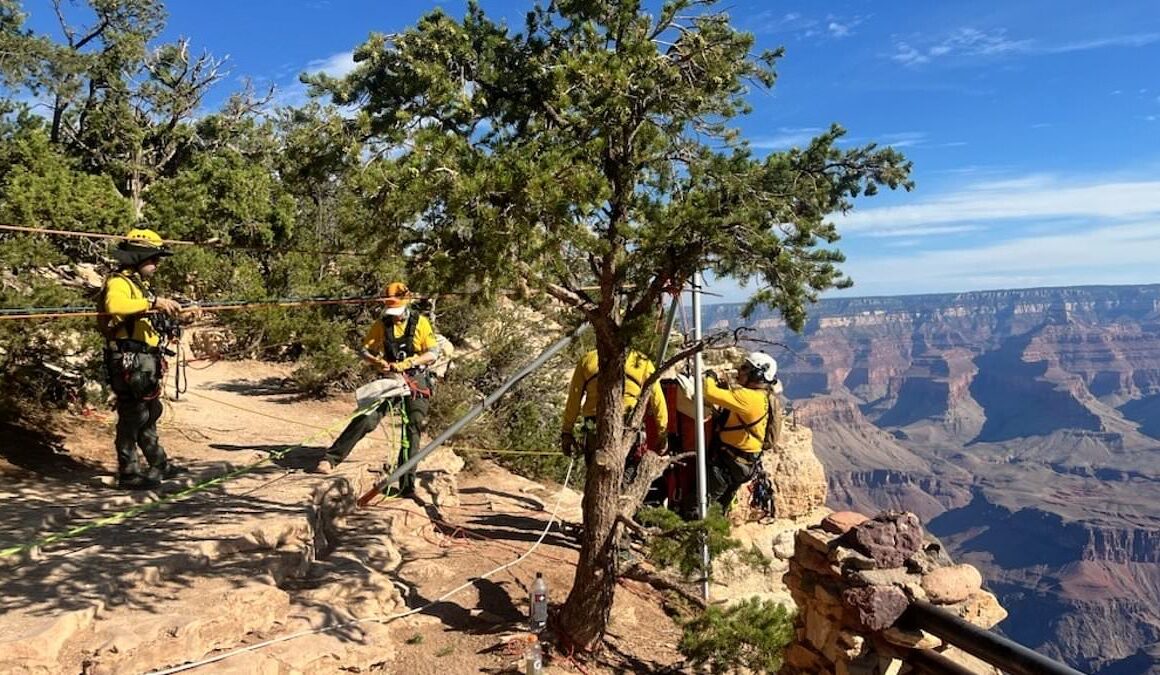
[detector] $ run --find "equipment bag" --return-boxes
[355,375,411,409]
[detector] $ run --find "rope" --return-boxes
[182,391,564,458]
[0,294,392,321]
[144,457,576,675]
[182,391,331,431]
[0,393,402,560]
[173,342,188,400]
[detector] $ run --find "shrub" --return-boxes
[678,598,795,674]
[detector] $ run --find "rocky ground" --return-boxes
[0,354,823,674]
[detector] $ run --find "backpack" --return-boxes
[762,391,783,454]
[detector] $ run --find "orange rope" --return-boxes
[0,295,390,321]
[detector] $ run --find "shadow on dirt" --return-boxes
[209,377,318,404]
[0,420,105,480]
[209,442,327,471]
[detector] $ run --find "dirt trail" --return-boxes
[0,357,688,674]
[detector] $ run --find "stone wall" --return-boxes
[780,511,1008,675]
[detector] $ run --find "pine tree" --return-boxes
[309,0,912,649]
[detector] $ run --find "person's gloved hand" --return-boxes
[389,358,413,372]
[152,297,181,316]
[560,432,576,457]
[705,369,719,382]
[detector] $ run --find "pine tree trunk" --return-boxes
[558,336,629,650]
[128,149,145,220]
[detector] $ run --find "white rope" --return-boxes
[146,458,576,675]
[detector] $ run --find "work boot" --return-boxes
[159,463,189,479]
[117,474,159,491]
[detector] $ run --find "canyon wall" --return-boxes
[707,284,1160,674]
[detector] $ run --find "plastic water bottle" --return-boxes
[529,572,548,632]
[524,640,543,675]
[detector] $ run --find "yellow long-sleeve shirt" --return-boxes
[361,313,438,362]
[561,349,668,433]
[102,272,160,347]
[704,378,769,454]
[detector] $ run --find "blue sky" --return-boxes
[19,0,1160,299]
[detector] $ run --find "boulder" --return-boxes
[851,567,915,589]
[838,512,924,569]
[841,585,909,632]
[882,626,942,650]
[948,590,1008,630]
[822,511,868,535]
[773,529,796,560]
[905,535,956,574]
[768,422,828,519]
[921,564,983,605]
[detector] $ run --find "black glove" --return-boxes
[560,432,576,457]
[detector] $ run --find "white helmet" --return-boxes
[743,351,778,384]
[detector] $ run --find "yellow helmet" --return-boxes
[112,227,173,266]
[124,228,166,248]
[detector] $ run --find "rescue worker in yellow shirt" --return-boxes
[560,349,668,474]
[100,228,186,490]
[317,282,440,497]
[703,352,779,511]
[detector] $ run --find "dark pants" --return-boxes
[326,372,432,494]
[706,447,758,513]
[105,349,171,481]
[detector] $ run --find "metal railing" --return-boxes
[908,647,982,675]
[900,600,1086,675]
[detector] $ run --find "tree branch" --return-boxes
[618,450,696,519]
[620,562,706,610]
[545,282,597,314]
[616,513,656,538]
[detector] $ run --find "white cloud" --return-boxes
[840,220,1160,296]
[892,27,1030,65]
[828,22,850,38]
[750,11,864,41]
[862,225,983,238]
[305,50,357,78]
[1044,33,1160,53]
[840,175,1160,233]
[272,50,359,108]
[879,131,927,148]
[749,127,824,150]
[891,29,1160,67]
[891,43,929,66]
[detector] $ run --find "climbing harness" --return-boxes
[748,460,776,519]
[381,311,421,363]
